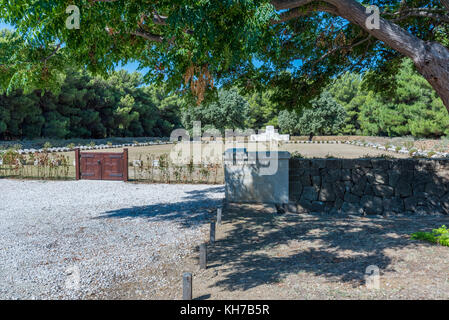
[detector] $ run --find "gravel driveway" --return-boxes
[0,180,223,299]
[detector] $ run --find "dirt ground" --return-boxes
[98,204,449,300]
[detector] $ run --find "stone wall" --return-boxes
[289,158,449,215]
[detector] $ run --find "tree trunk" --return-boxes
[322,0,449,112]
[413,41,449,110]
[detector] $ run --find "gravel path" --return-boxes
[0,180,224,299]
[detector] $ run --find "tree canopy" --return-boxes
[1,1,449,111]
[0,69,183,140]
[181,88,250,134]
[1,60,448,140]
[278,91,346,136]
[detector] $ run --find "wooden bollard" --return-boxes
[217,208,222,225]
[183,272,192,300]
[210,222,215,246]
[199,243,207,269]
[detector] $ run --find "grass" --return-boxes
[411,225,449,247]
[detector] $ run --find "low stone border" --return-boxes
[285,140,449,158]
[0,140,173,156]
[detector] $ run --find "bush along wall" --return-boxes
[289,158,449,215]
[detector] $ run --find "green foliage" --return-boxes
[327,72,366,135]
[290,151,304,159]
[278,109,300,135]
[0,29,66,95]
[411,225,449,247]
[298,92,346,136]
[245,89,279,129]
[0,68,183,139]
[1,0,449,114]
[181,88,250,134]
[278,92,346,136]
[327,59,449,138]
[0,0,278,101]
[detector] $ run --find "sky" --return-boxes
[0,22,10,29]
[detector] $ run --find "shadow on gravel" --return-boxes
[208,204,448,291]
[96,186,224,228]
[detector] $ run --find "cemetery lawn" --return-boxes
[73,142,405,163]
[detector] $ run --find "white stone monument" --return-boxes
[250,126,289,142]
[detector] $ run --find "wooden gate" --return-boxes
[75,148,128,181]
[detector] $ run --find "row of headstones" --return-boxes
[345,140,449,158]
[0,140,172,156]
[286,140,449,158]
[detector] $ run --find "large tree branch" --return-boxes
[41,43,62,65]
[314,0,424,60]
[270,0,436,61]
[441,0,449,11]
[271,0,314,10]
[130,30,163,43]
[391,9,449,24]
[273,3,337,24]
[311,36,372,66]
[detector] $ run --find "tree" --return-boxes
[2,1,449,114]
[278,92,346,136]
[143,84,184,136]
[357,60,449,138]
[327,72,367,135]
[297,92,346,137]
[181,88,250,134]
[0,67,184,140]
[245,90,279,129]
[278,109,300,135]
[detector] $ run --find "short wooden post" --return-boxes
[217,208,222,225]
[199,243,207,269]
[182,272,192,300]
[123,148,128,182]
[74,148,80,180]
[210,222,215,246]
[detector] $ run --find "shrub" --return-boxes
[291,151,304,159]
[2,148,20,165]
[403,140,414,150]
[411,225,449,247]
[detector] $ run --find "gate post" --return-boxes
[75,148,80,180]
[123,148,128,182]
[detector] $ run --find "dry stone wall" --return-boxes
[289,158,449,215]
